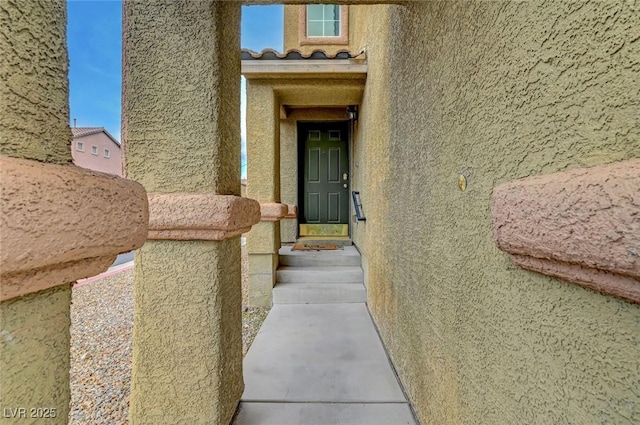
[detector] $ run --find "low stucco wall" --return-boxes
[353,2,640,424]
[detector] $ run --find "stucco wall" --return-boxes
[353,2,640,424]
[72,133,122,176]
[0,1,72,422]
[0,0,71,164]
[0,286,71,424]
[124,1,243,423]
[123,1,240,196]
[130,240,242,424]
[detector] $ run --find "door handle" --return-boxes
[343,173,348,181]
[343,183,348,189]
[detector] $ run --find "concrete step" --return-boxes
[296,237,353,246]
[234,402,416,425]
[277,266,363,284]
[279,250,361,267]
[273,282,367,304]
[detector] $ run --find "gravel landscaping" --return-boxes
[69,246,268,424]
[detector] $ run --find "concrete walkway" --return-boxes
[234,246,417,425]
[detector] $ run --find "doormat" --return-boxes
[292,244,338,251]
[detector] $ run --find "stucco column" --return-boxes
[1,2,147,423]
[123,2,245,424]
[0,3,72,422]
[246,82,282,307]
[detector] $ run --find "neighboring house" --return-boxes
[71,127,122,176]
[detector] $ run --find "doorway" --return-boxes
[297,121,350,237]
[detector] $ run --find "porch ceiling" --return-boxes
[275,80,365,107]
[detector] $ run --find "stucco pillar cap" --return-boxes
[147,192,261,240]
[260,203,289,222]
[492,159,640,303]
[1,156,149,301]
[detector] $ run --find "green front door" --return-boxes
[299,122,349,236]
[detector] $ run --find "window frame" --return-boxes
[299,5,349,46]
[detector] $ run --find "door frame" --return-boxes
[297,120,351,238]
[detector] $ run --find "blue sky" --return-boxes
[67,1,283,178]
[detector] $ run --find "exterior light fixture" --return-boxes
[346,105,358,122]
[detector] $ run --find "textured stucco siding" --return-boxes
[123,0,240,196]
[0,1,73,422]
[246,81,282,254]
[124,2,244,423]
[353,2,640,424]
[130,240,243,424]
[0,286,71,424]
[0,0,71,163]
[351,4,393,296]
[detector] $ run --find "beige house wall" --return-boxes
[351,2,640,424]
[72,132,122,176]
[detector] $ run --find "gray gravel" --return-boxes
[70,270,133,425]
[70,246,268,424]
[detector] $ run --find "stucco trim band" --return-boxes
[147,193,261,240]
[1,156,149,301]
[492,159,640,303]
[260,203,289,222]
[284,204,298,219]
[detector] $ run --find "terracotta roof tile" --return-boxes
[241,48,365,61]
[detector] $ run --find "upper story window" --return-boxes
[104,149,110,158]
[299,5,348,45]
[91,145,98,155]
[76,141,84,152]
[307,5,340,37]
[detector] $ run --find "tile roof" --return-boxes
[71,127,104,138]
[241,48,365,61]
[71,127,121,147]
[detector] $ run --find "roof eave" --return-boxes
[72,128,121,147]
[241,59,367,80]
